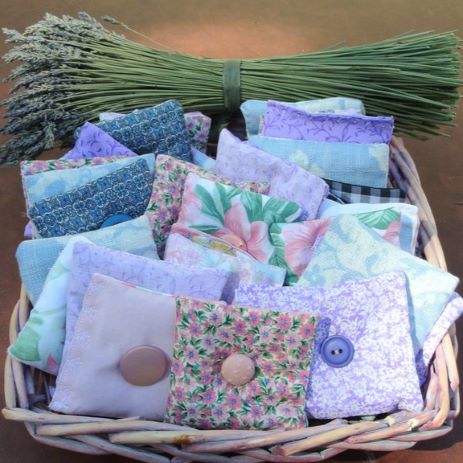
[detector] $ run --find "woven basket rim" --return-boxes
[3,137,460,462]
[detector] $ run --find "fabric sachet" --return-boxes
[96,99,191,160]
[63,122,137,159]
[9,237,91,375]
[177,172,302,264]
[249,135,389,188]
[298,215,459,354]
[51,273,177,419]
[164,232,285,302]
[262,100,394,144]
[62,241,230,364]
[241,97,365,136]
[164,297,317,429]
[146,154,270,252]
[324,178,406,204]
[29,159,153,238]
[191,147,216,170]
[235,272,423,419]
[16,215,158,305]
[215,129,329,219]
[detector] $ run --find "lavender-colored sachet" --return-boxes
[262,100,394,144]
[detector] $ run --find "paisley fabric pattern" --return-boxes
[165,297,317,429]
[146,155,270,253]
[63,122,137,159]
[97,100,191,160]
[16,215,158,305]
[235,272,423,419]
[249,135,389,188]
[216,130,329,220]
[29,159,153,238]
[241,97,365,136]
[165,232,285,302]
[177,173,302,264]
[62,241,230,366]
[298,215,459,354]
[262,101,394,144]
[8,237,91,375]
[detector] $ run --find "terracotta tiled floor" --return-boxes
[0,1,462,461]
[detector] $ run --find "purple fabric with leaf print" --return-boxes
[262,101,394,144]
[235,272,423,419]
[216,129,328,220]
[63,122,137,159]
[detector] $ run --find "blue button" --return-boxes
[100,214,133,228]
[320,335,354,368]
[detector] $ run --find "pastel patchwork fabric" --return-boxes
[216,130,329,220]
[164,232,285,302]
[298,215,459,354]
[63,241,230,365]
[319,199,419,253]
[165,297,317,429]
[146,155,270,252]
[97,100,191,160]
[249,135,389,188]
[9,237,91,375]
[262,101,394,144]
[241,97,366,136]
[51,274,177,419]
[99,110,211,152]
[29,159,153,238]
[16,215,158,305]
[324,178,406,204]
[235,272,423,419]
[177,172,302,264]
[63,122,137,159]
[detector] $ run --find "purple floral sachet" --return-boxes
[262,100,394,144]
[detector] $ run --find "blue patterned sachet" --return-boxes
[97,99,191,160]
[249,135,389,188]
[29,159,154,238]
[297,214,459,354]
[16,215,158,305]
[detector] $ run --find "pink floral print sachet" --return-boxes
[164,297,318,430]
[262,100,394,144]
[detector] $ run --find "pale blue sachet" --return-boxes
[249,135,389,188]
[298,214,459,354]
[16,215,158,305]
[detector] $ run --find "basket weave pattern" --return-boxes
[2,137,460,462]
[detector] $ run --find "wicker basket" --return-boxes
[2,137,460,462]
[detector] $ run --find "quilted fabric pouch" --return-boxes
[97,99,191,160]
[164,232,285,302]
[16,215,158,305]
[146,154,270,252]
[9,237,91,374]
[249,135,389,188]
[51,274,177,420]
[215,129,329,220]
[177,172,302,264]
[29,159,154,238]
[298,215,459,355]
[165,297,318,429]
[235,272,423,419]
[262,100,394,144]
[62,241,231,365]
[63,122,137,159]
[241,97,365,136]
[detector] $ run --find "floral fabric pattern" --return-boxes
[177,173,302,264]
[146,155,270,253]
[235,272,423,419]
[165,297,317,429]
[262,101,394,144]
[29,159,154,238]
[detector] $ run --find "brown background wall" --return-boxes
[0,1,462,462]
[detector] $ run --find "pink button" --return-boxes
[221,353,255,386]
